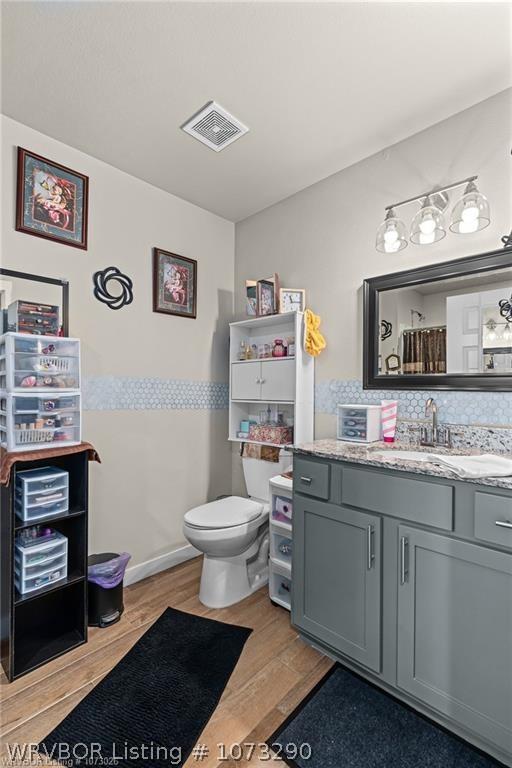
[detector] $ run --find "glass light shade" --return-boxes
[375,209,408,253]
[410,197,446,245]
[449,181,490,234]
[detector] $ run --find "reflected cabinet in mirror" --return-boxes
[363,248,512,390]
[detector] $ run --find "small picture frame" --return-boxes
[279,288,306,314]
[257,280,275,316]
[153,248,197,319]
[16,147,89,249]
[245,280,257,316]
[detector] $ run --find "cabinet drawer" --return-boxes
[341,466,454,530]
[294,457,330,500]
[474,492,512,550]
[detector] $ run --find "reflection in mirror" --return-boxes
[0,270,68,336]
[378,266,512,376]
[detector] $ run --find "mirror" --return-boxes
[363,248,512,390]
[0,269,69,336]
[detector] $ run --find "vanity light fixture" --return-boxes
[376,176,490,253]
[449,180,490,234]
[375,208,408,253]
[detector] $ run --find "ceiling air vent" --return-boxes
[181,101,249,152]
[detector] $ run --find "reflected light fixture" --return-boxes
[375,208,408,253]
[449,180,490,234]
[376,176,490,253]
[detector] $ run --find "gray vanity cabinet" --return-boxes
[292,495,382,672]
[397,525,512,755]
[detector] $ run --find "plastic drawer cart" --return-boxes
[15,466,69,522]
[0,333,81,392]
[15,531,68,595]
[269,473,293,611]
[0,392,81,452]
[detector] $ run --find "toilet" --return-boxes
[183,451,291,608]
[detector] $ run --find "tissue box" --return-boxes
[248,424,293,445]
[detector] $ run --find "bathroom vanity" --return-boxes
[292,440,512,766]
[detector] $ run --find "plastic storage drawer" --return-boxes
[15,467,69,522]
[337,404,382,443]
[0,333,81,392]
[0,392,81,452]
[269,560,292,611]
[270,528,293,569]
[15,531,68,595]
[7,300,60,336]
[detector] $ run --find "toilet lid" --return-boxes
[184,496,264,529]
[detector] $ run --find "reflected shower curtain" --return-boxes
[402,328,446,374]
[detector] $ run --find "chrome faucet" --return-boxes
[420,397,451,448]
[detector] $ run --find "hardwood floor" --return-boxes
[0,557,332,766]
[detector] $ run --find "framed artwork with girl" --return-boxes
[16,147,89,249]
[153,248,197,319]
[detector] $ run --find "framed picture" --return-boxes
[257,280,275,316]
[16,147,88,249]
[245,280,257,316]
[153,248,197,318]
[279,288,306,314]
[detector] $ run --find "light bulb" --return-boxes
[458,219,479,234]
[419,231,435,245]
[461,203,479,222]
[384,227,398,245]
[385,239,401,253]
[489,330,496,341]
[419,215,436,235]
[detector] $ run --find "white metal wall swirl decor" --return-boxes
[93,266,134,310]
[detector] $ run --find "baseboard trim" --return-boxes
[124,544,200,586]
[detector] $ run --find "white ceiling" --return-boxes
[2,2,511,222]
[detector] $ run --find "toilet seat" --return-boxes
[184,495,264,530]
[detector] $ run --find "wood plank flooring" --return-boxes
[1,557,332,766]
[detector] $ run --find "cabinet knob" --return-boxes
[300,476,312,484]
[495,520,512,529]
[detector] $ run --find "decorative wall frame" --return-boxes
[153,248,197,318]
[93,266,133,310]
[16,148,89,249]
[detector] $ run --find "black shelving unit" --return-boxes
[1,451,89,681]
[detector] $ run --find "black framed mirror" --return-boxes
[363,248,512,391]
[0,268,69,336]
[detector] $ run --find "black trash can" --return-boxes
[87,552,129,628]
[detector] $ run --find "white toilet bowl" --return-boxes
[183,450,292,608]
[183,496,270,608]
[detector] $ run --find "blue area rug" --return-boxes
[269,664,505,768]
[39,607,251,767]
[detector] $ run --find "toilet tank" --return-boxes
[242,450,292,502]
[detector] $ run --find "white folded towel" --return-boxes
[428,453,512,479]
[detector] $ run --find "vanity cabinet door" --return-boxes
[397,526,512,755]
[292,496,381,673]
[231,362,262,400]
[260,359,295,401]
